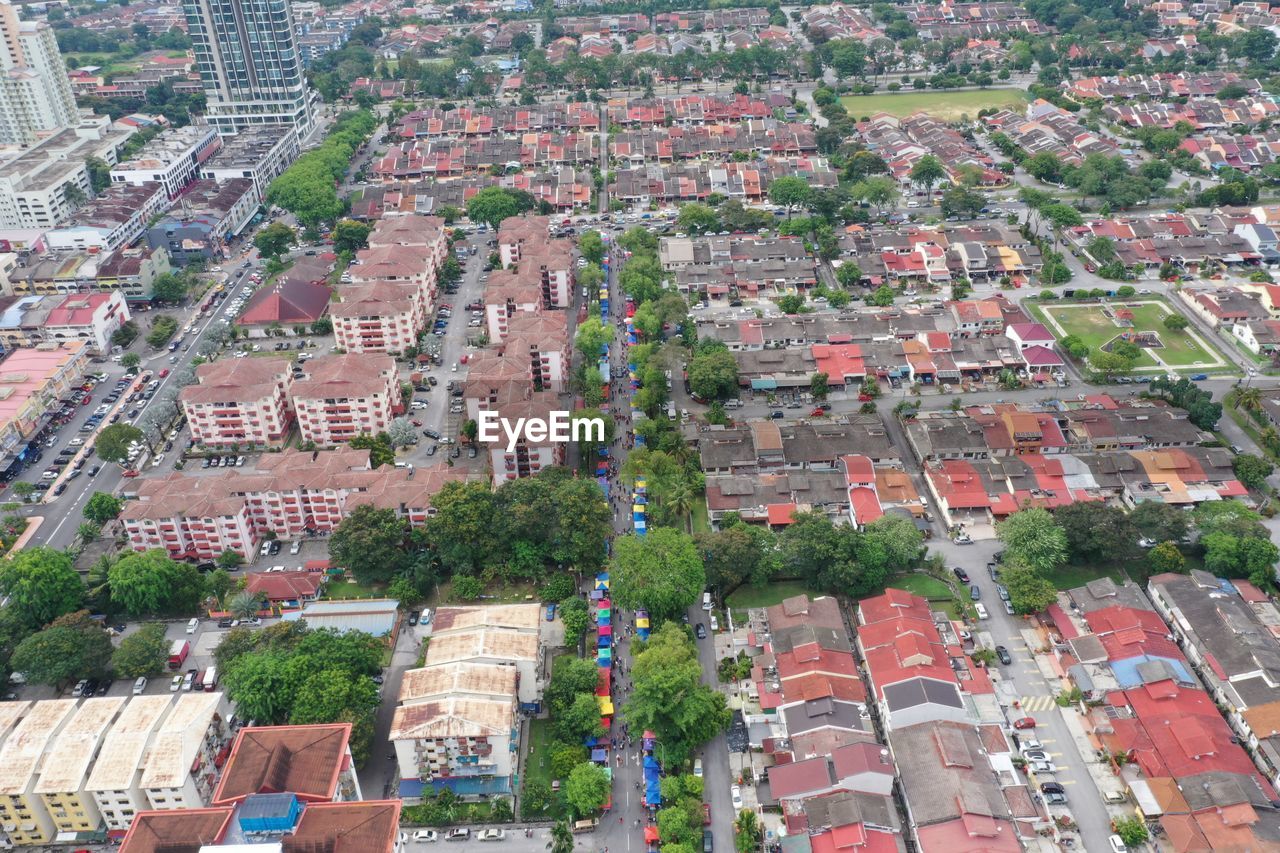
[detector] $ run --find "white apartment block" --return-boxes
[483,269,543,343]
[111,126,222,200]
[32,697,126,837]
[497,215,550,269]
[84,695,175,832]
[139,691,227,812]
[198,125,301,203]
[0,1,78,147]
[292,354,398,446]
[44,182,168,253]
[0,117,134,229]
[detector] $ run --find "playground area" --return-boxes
[1031,299,1230,373]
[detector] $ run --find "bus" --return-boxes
[202,666,218,691]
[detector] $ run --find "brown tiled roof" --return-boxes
[291,354,395,400]
[244,570,325,602]
[368,214,446,247]
[283,800,401,853]
[212,723,352,806]
[180,358,290,406]
[119,808,234,853]
[498,214,551,244]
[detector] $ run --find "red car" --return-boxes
[411,420,422,427]
[159,369,170,378]
[122,469,139,478]
[81,396,93,406]
[1012,717,1037,730]
[702,804,711,826]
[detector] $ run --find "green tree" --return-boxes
[424,481,498,573]
[687,349,738,400]
[1114,817,1149,848]
[734,808,762,853]
[910,155,945,199]
[557,692,606,743]
[611,529,706,622]
[11,611,112,685]
[97,423,145,463]
[1163,313,1189,331]
[997,508,1067,573]
[0,547,83,630]
[575,316,612,358]
[768,176,812,217]
[332,219,372,254]
[564,762,611,817]
[229,590,263,619]
[1148,541,1186,574]
[216,550,243,570]
[580,230,605,265]
[777,294,805,314]
[109,549,207,616]
[329,504,409,584]
[151,272,190,302]
[209,569,235,606]
[550,742,586,780]
[466,187,526,229]
[867,284,895,307]
[120,353,142,369]
[111,623,171,678]
[560,596,590,638]
[1233,454,1274,490]
[1052,502,1136,563]
[696,523,780,592]
[624,622,730,766]
[349,432,394,467]
[83,491,124,525]
[1130,501,1190,543]
[254,221,297,259]
[1002,563,1058,614]
[676,203,720,235]
[811,372,829,400]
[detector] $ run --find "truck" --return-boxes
[167,639,190,670]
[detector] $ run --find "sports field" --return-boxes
[1030,299,1229,372]
[839,88,1028,121]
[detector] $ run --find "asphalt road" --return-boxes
[931,537,1112,850]
[7,247,268,551]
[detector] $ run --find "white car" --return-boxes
[132,676,148,695]
[731,785,743,810]
[170,675,183,692]
[413,830,439,843]
[1108,836,1127,853]
[477,830,505,842]
[290,541,302,555]
[693,759,703,777]
[1028,761,1057,774]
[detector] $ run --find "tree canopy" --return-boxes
[11,610,112,685]
[611,529,706,622]
[997,508,1067,573]
[0,547,83,630]
[329,504,410,585]
[624,622,730,766]
[109,549,207,617]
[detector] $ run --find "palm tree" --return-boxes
[1236,386,1262,413]
[547,821,573,853]
[229,590,263,620]
[666,481,695,533]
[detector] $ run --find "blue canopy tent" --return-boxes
[643,755,662,807]
[591,748,608,763]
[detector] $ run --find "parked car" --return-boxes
[1013,717,1037,729]
[969,584,981,601]
[1022,750,1049,762]
[995,646,1011,665]
[952,566,970,582]
[477,830,505,842]
[731,785,743,810]
[695,623,707,640]
[1028,761,1057,774]
[1039,781,1064,795]
[413,831,439,842]
[446,829,470,842]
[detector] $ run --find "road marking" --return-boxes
[1018,695,1057,712]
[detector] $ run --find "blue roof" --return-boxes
[1108,654,1193,688]
[399,777,512,799]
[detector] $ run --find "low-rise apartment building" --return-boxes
[497,215,550,269]
[198,126,300,203]
[0,291,131,354]
[483,269,544,342]
[391,604,542,798]
[211,724,362,806]
[179,358,294,449]
[144,179,257,266]
[111,126,221,200]
[45,183,168,252]
[330,280,424,354]
[0,118,135,229]
[121,450,468,560]
[138,692,227,812]
[291,354,399,446]
[85,695,174,833]
[0,699,79,845]
[32,697,126,837]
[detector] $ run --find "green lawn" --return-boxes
[690,500,711,534]
[523,717,555,799]
[888,573,954,600]
[840,88,1028,122]
[1043,563,1128,590]
[1030,299,1227,372]
[726,580,816,610]
[323,579,384,600]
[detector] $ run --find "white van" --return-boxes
[974,602,989,620]
[702,592,712,611]
[186,618,198,634]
